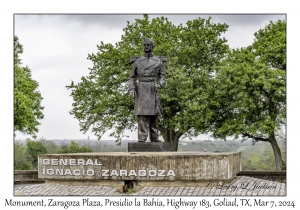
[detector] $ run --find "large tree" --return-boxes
[14,36,44,138]
[210,20,286,170]
[67,15,229,151]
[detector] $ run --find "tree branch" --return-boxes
[241,132,269,142]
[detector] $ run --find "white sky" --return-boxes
[13,14,285,140]
[1,0,300,207]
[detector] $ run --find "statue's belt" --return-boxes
[138,77,156,82]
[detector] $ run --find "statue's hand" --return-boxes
[130,89,135,98]
[155,84,161,91]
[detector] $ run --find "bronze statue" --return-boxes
[129,38,166,142]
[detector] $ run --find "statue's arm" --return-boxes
[128,62,137,90]
[128,62,137,98]
[157,61,166,89]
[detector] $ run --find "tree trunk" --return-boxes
[159,127,180,151]
[169,131,180,152]
[269,133,283,171]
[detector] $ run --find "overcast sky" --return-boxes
[13,14,286,140]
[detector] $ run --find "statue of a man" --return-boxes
[129,38,166,142]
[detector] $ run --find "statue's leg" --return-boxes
[138,115,148,142]
[149,115,160,142]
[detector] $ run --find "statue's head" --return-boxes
[143,38,154,53]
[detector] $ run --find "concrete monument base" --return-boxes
[38,152,241,192]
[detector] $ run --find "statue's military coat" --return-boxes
[129,55,166,115]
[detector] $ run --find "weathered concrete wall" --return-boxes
[38,152,241,181]
[14,170,44,183]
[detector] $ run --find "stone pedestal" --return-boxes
[128,142,170,152]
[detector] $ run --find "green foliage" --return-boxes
[252,20,286,70]
[67,15,229,150]
[242,143,275,170]
[14,36,44,138]
[14,141,33,170]
[211,48,285,139]
[59,141,93,153]
[14,36,23,66]
[14,139,93,170]
[241,140,286,171]
[26,139,47,169]
[125,188,134,194]
[210,20,286,170]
